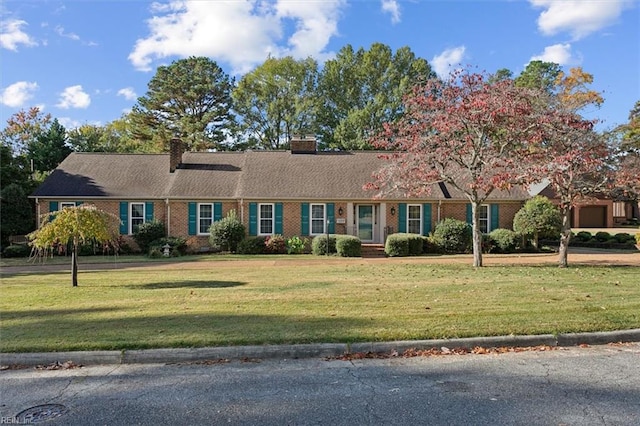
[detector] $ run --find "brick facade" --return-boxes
[36,198,526,249]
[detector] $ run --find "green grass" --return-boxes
[1,259,639,352]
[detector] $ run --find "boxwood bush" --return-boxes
[237,236,267,254]
[488,228,519,253]
[385,233,423,257]
[431,218,472,253]
[575,231,593,242]
[312,234,337,255]
[133,220,166,253]
[335,235,362,257]
[2,244,31,258]
[594,231,612,242]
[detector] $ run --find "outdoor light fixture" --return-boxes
[338,207,344,216]
[390,206,396,216]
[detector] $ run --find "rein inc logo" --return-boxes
[1,417,31,424]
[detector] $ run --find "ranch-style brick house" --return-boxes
[31,137,530,251]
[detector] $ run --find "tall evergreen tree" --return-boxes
[132,56,235,152]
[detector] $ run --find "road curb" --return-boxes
[2,329,639,367]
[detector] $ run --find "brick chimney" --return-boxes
[169,138,184,173]
[290,135,317,154]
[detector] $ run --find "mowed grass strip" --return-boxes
[1,260,639,352]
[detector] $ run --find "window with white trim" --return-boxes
[259,203,274,235]
[613,202,625,218]
[130,203,145,234]
[407,204,422,234]
[60,202,77,209]
[478,205,490,234]
[198,203,213,234]
[311,204,326,235]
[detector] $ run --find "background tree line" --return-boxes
[1,42,638,250]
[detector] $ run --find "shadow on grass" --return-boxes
[0,312,376,352]
[126,280,246,290]
[0,307,121,321]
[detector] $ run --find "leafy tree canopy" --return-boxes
[316,43,436,149]
[233,56,319,150]
[29,205,121,286]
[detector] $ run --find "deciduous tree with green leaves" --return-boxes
[29,205,121,287]
[233,56,319,150]
[317,43,435,149]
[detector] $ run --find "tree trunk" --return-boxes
[71,243,78,287]
[558,207,572,268]
[471,202,483,267]
[532,231,539,250]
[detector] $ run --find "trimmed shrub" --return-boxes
[149,237,188,257]
[312,234,336,255]
[575,231,593,242]
[613,233,633,244]
[488,229,519,253]
[237,236,267,254]
[422,236,441,254]
[209,210,246,252]
[636,233,640,245]
[335,235,362,257]
[594,231,611,242]
[265,234,287,254]
[286,236,306,254]
[2,244,31,258]
[431,218,472,253]
[133,220,166,253]
[513,196,561,248]
[385,233,423,257]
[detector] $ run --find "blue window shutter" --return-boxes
[327,203,335,234]
[145,202,154,222]
[48,201,59,222]
[249,203,257,236]
[275,203,283,234]
[466,204,473,224]
[423,203,432,235]
[119,202,128,234]
[301,203,309,236]
[214,202,223,221]
[398,203,407,233]
[491,204,500,231]
[188,202,197,235]
[76,201,83,206]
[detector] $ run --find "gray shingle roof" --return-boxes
[32,151,529,201]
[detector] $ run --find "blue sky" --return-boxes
[1,0,638,133]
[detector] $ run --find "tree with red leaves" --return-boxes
[367,69,546,267]
[532,68,610,267]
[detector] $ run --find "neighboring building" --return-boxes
[538,185,638,228]
[31,138,529,251]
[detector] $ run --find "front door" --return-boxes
[357,205,374,242]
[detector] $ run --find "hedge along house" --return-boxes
[31,137,528,251]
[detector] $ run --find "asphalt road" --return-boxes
[1,343,639,425]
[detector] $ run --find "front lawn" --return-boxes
[1,259,639,352]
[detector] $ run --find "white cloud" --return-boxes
[0,19,38,51]
[530,43,576,65]
[381,0,401,24]
[57,85,91,109]
[55,25,80,41]
[117,87,137,101]
[0,81,39,107]
[530,0,634,40]
[128,0,345,74]
[431,46,466,78]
